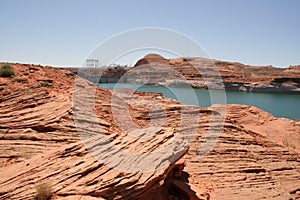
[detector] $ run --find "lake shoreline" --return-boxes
[100,82,300,120]
[73,74,300,94]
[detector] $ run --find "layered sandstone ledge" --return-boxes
[0,63,299,199]
[69,54,300,94]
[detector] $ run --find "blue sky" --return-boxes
[0,0,299,67]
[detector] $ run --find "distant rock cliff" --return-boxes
[74,54,300,94]
[126,54,300,93]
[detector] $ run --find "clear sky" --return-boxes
[0,0,299,67]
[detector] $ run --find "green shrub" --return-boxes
[40,81,53,88]
[0,87,3,91]
[23,72,29,75]
[0,64,15,77]
[12,77,27,83]
[34,182,53,200]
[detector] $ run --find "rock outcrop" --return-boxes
[133,54,169,67]
[0,63,209,199]
[128,54,300,93]
[184,104,300,200]
[0,63,299,199]
[75,54,300,93]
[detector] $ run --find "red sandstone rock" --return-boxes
[0,63,299,199]
[83,54,300,93]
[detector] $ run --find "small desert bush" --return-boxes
[39,81,53,87]
[0,87,3,91]
[12,77,27,83]
[23,72,29,75]
[0,64,15,77]
[34,182,53,200]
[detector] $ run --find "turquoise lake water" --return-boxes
[100,83,300,120]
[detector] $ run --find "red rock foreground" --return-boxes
[0,63,299,199]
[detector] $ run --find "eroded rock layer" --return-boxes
[0,63,299,199]
[70,54,300,94]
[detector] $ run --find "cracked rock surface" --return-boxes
[0,63,299,199]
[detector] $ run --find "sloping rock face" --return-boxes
[0,63,76,167]
[225,104,300,153]
[0,63,299,199]
[0,64,207,199]
[184,104,300,200]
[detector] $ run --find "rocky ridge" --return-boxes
[74,54,300,94]
[125,54,300,93]
[0,63,299,199]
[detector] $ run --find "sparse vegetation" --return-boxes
[12,77,27,83]
[0,64,15,77]
[0,87,3,91]
[40,81,53,88]
[23,72,29,75]
[34,182,53,200]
